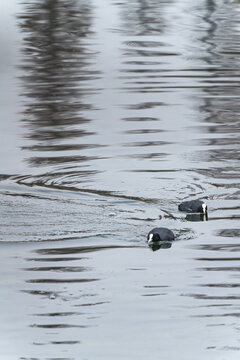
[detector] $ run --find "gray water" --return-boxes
[1,0,240,359]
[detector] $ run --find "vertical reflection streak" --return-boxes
[18,0,101,184]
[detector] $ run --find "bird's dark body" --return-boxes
[178,200,205,213]
[147,227,174,242]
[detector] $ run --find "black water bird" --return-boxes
[147,227,175,244]
[178,200,207,214]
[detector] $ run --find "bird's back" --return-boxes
[178,200,203,212]
[148,227,174,241]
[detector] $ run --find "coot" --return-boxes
[178,200,207,213]
[147,227,175,244]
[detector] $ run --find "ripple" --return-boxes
[124,101,166,109]
[122,116,159,122]
[35,244,139,256]
[26,278,99,284]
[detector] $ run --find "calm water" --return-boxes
[1,0,240,359]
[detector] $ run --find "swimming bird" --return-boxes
[147,227,175,244]
[178,200,207,213]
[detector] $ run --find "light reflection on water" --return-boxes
[0,0,240,359]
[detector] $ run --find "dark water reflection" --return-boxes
[18,0,102,188]
[1,0,240,359]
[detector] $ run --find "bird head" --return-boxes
[148,233,160,244]
[201,203,207,213]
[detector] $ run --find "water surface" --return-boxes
[1,0,240,359]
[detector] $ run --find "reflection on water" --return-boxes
[119,0,172,36]
[149,241,172,251]
[1,0,240,359]
[18,0,102,186]
[186,213,208,222]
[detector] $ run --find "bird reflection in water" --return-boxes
[185,213,208,222]
[148,241,172,252]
